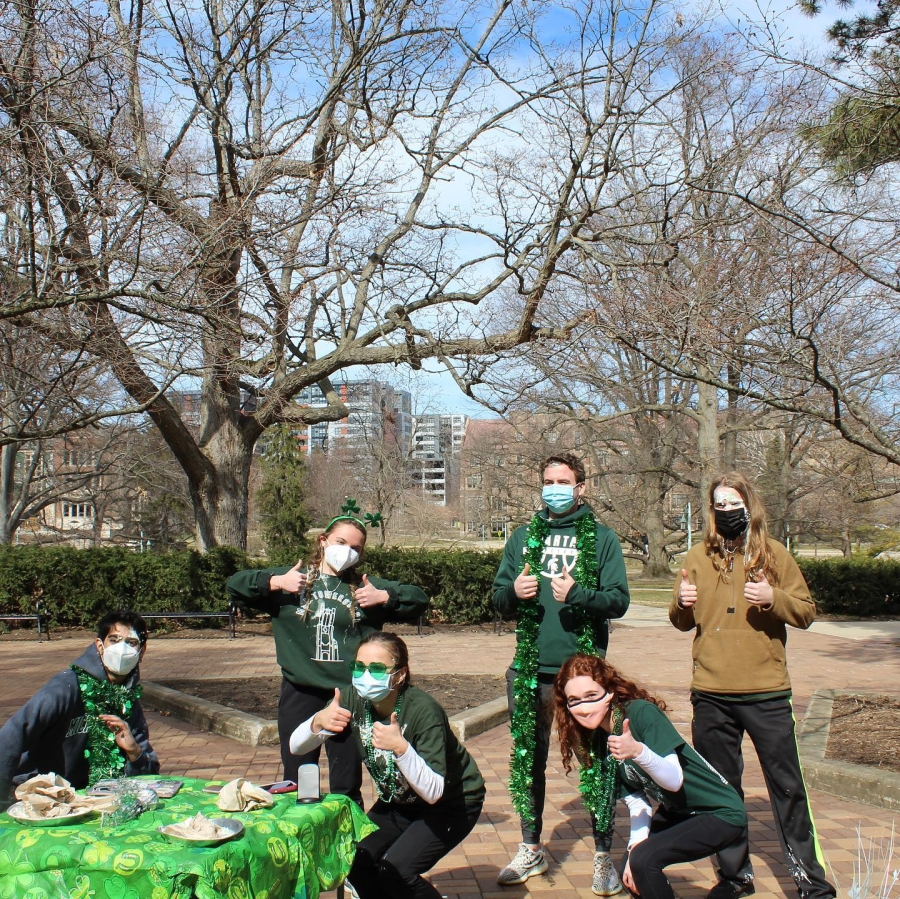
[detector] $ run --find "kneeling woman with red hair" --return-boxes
[554,654,747,899]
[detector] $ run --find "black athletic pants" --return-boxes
[691,692,835,899]
[506,667,615,851]
[626,810,745,899]
[277,677,363,805]
[349,799,483,899]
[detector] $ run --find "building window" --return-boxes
[466,474,482,489]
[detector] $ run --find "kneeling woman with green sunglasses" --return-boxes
[290,631,485,899]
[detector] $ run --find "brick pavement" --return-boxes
[1,618,898,899]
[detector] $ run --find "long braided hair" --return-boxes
[303,518,367,622]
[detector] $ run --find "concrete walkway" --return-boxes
[1,613,898,899]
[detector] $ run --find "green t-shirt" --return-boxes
[226,567,429,690]
[348,685,485,812]
[609,700,746,828]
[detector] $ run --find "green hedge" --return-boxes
[0,545,250,630]
[4,545,891,633]
[363,547,502,625]
[797,557,900,617]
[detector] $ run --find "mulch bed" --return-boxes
[157,674,507,720]
[825,694,900,774]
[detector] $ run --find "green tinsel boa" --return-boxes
[72,666,142,785]
[508,511,600,827]
[580,704,623,831]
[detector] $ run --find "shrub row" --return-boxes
[0,546,895,630]
[0,545,250,630]
[796,557,900,617]
[363,547,503,625]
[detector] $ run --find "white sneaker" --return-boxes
[497,843,549,885]
[593,852,623,896]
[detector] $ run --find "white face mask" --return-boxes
[352,670,393,702]
[324,543,360,573]
[101,641,141,676]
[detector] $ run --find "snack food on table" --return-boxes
[216,778,274,812]
[12,773,110,819]
[162,813,233,840]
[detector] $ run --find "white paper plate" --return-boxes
[6,801,97,827]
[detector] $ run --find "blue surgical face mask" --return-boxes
[542,484,576,514]
[352,671,393,702]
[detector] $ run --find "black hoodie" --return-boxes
[0,643,159,808]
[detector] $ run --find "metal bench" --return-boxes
[139,600,238,638]
[0,601,48,642]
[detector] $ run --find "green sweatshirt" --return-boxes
[348,685,485,811]
[492,503,630,674]
[227,567,429,691]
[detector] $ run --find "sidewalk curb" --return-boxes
[143,681,508,748]
[143,682,279,747]
[797,689,900,811]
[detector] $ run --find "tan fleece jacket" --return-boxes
[669,539,816,695]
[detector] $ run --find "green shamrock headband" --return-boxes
[326,498,384,532]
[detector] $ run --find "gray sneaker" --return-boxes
[593,852,623,896]
[497,843,549,885]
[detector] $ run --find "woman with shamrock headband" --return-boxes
[226,510,429,801]
[290,632,485,899]
[554,654,747,899]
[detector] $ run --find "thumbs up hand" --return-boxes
[270,560,308,594]
[551,568,576,603]
[313,688,352,735]
[744,572,774,608]
[356,573,390,608]
[607,719,642,761]
[514,562,539,600]
[372,711,408,755]
[678,569,697,609]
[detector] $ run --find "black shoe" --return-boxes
[707,881,755,899]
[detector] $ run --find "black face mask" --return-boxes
[714,508,748,539]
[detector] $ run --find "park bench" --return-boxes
[139,600,238,639]
[0,601,48,642]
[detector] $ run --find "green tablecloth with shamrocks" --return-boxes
[0,777,376,899]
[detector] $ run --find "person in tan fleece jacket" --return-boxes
[670,472,834,899]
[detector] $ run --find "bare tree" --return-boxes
[0,0,701,549]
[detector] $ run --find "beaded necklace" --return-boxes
[72,665,142,785]
[363,690,405,802]
[509,511,600,826]
[579,704,623,831]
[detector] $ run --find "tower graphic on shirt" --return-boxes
[541,534,579,578]
[314,605,340,661]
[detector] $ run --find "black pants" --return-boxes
[626,810,745,899]
[691,693,835,899]
[506,666,614,851]
[277,678,362,805]
[349,799,483,899]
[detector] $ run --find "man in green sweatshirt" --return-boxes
[493,453,630,895]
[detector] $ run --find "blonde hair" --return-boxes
[301,518,367,622]
[704,472,779,585]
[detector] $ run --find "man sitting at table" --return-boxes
[0,610,159,809]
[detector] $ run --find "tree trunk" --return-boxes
[840,523,852,558]
[639,469,673,578]
[695,376,721,506]
[189,423,255,551]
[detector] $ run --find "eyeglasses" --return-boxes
[107,635,141,649]
[351,661,396,680]
[565,689,609,709]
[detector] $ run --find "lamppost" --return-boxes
[680,502,692,551]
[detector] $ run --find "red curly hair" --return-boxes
[553,654,667,774]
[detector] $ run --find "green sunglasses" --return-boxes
[350,661,396,680]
